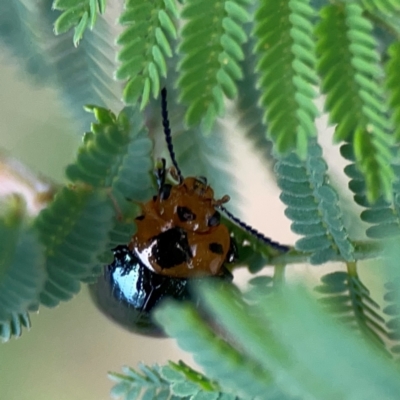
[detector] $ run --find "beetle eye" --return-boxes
[159,184,172,201]
[208,211,220,227]
[196,176,207,185]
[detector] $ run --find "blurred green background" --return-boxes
[0,55,189,400]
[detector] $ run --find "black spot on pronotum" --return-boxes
[177,206,196,222]
[152,227,192,269]
[209,242,224,255]
[135,215,145,221]
[207,211,220,227]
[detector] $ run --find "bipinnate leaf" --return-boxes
[276,139,354,264]
[178,0,251,130]
[316,3,394,201]
[117,1,178,108]
[253,0,319,156]
[0,196,46,341]
[53,0,105,45]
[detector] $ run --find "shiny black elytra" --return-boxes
[90,246,190,336]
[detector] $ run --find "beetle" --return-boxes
[90,89,288,336]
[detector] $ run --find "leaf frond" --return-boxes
[316,2,394,201]
[117,0,178,108]
[0,1,121,129]
[341,143,400,240]
[383,277,400,354]
[253,0,319,155]
[109,362,235,400]
[48,14,122,128]
[0,312,31,343]
[178,0,251,129]
[275,139,354,264]
[385,41,400,140]
[34,186,115,307]
[0,0,54,81]
[315,268,391,353]
[155,298,282,400]
[361,0,400,15]
[169,283,400,399]
[66,106,155,202]
[0,196,46,329]
[53,0,105,45]
[236,37,273,165]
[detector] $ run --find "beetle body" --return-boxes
[91,170,236,335]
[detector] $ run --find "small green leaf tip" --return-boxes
[53,0,105,44]
[0,196,46,340]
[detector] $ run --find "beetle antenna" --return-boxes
[218,205,290,253]
[161,88,183,183]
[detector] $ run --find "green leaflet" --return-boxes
[117,0,177,108]
[178,0,250,129]
[53,0,104,44]
[0,197,46,335]
[235,37,273,166]
[386,42,400,141]
[316,3,394,202]
[315,270,391,353]
[188,283,400,399]
[361,0,400,14]
[66,106,154,202]
[275,139,354,264]
[35,187,115,307]
[253,0,318,156]
[154,299,282,400]
[341,143,400,240]
[382,244,400,354]
[0,312,31,343]
[109,362,237,400]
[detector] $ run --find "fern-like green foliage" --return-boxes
[4,0,400,397]
[110,361,239,400]
[66,106,154,201]
[34,187,115,307]
[254,0,319,156]
[0,312,31,343]
[361,0,400,14]
[156,299,283,399]
[315,269,390,353]
[34,106,154,307]
[155,283,400,399]
[0,0,54,81]
[0,0,121,129]
[177,0,250,130]
[276,139,354,264]
[385,42,400,140]
[236,37,273,165]
[53,0,106,45]
[316,2,394,201]
[341,143,400,239]
[0,196,45,341]
[117,0,179,108]
[383,279,400,354]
